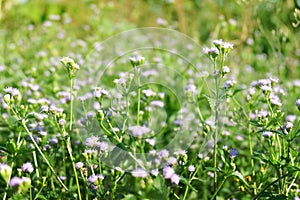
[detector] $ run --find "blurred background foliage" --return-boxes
[0,0,299,82]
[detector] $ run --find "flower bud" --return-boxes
[0,163,12,184]
[222,66,230,76]
[129,56,145,67]
[60,57,80,79]
[20,177,31,192]
[3,94,11,104]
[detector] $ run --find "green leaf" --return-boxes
[204,95,215,112]
[191,177,206,183]
[231,171,250,188]
[151,175,170,200]
[0,146,9,154]
[259,192,287,200]
[250,120,260,127]
[180,177,198,192]
[232,88,244,96]
[253,152,270,164]
[122,194,137,200]
[8,115,19,125]
[6,140,16,154]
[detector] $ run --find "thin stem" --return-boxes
[248,123,257,195]
[65,137,82,200]
[183,184,190,200]
[213,59,219,198]
[233,98,257,195]
[286,171,298,194]
[210,176,228,200]
[55,115,67,176]
[30,186,32,200]
[21,120,68,190]
[128,152,146,169]
[99,121,121,143]
[136,67,141,125]
[3,162,14,200]
[67,77,82,200]
[69,78,74,131]
[32,151,40,178]
[34,177,46,200]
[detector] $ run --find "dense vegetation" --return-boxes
[0,0,300,199]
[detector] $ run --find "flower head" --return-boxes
[202,47,219,59]
[128,126,151,137]
[75,162,84,169]
[262,131,273,138]
[9,177,23,187]
[188,165,195,172]
[60,57,80,79]
[131,168,148,178]
[21,162,34,174]
[170,174,180,185]
[230,149,238,159]
[224,80,237,89]
[222,66,230,76]
[213,39,234,53]
[163,166,175,179]
[129,56,145,67]
[88,174,104,185]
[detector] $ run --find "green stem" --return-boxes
[65,136,82,200]
[67,78,82,200]
[69,78,74,131]
[248,123,257,195]
[32,151,40,178]
[286,171,298,194]
[34,177,46,200]
[29,188,32,200]
[232,99,257,195]
[100,121,121,143]
[3,162,14,200]
[183,184,190,200]
[136,67,141,125]
[213,59,219,198]
[210,176,228,200]
[54,115,67,176]
[21,120,68,190]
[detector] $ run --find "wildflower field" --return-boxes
[1,0,300,199]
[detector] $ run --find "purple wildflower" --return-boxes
[230,149,238,159]
[75,162,84,169]
[9,177,23,187]
[262,131,273,138]
[128,126,151,137]
[131,168,148,178]
[170,174,180,185]
[21,162,34,174]
[188,165,195,172]
[150,169,159,176]
[163,166,175,179]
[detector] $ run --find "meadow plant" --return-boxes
[0,2,300,198]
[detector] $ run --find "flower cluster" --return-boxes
[60,57,80,79]
[163,166,180,185]
[129,56,145,67]
[203,39,234,61]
